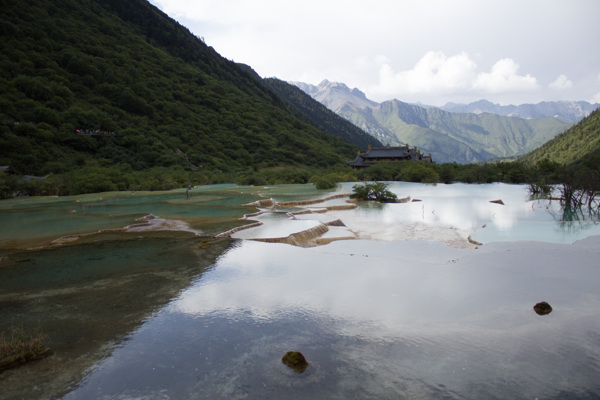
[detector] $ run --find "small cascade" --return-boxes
[243,198,275,208]
[251,223,330,247]
[324,204,357,211]
[277,193,349,207]
[216,222,263,238]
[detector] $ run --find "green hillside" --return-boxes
[0,0,360,194]
[337,98,571,163]
[523,107,600,166]
[371,100,572,163]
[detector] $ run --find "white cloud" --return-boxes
[368,52,540,102]
[472,58,538,93]
[149,0,599,104]
[549,74,573,90]
[369,51,477,99]
[589,73,600,104]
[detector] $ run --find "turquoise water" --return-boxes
[1,183,599,399]
[0,186,260,250]
[2,182,597,249]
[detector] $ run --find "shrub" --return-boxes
[310,173,339,190]
[350,182,397,203]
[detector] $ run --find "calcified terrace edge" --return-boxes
[48,214,200,247]
[216,193,480,248]
[47,193,479,250]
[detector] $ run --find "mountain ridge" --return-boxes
[440,99,599,123]
[292,80,579,163]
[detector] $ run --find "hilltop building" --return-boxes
[347,144,432,169]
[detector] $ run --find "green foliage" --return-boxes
[350,160,539,185]
[396,163,439,184]
[527,182,554,198]
[0,0,361,196]
[311,175,338,190]
[350,182,398,203]
[309,171,353,190]
[524,108,600,166]
[0,172,21,199]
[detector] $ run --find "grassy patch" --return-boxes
[0,326,51,373]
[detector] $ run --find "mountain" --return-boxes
[523,108,600,166]
[293,80,572,163]
[441,99,599,123]
[371,100,570,163]
[262,78,382,150]
[291,80,378,113]
[0,0,364,186]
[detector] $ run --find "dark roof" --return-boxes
[347,154,368,167]
[361,147,410,159]
[347,145,433,167]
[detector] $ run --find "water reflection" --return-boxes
[553,206,600,233]
[231,182,600,246]
[0,233,235,399]
[63,239,600,399]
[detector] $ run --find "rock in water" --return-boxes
[282,351,309,373]
[533,301,553,315]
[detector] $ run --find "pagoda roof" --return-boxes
[361,147,410,159]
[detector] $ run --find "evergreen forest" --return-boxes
[0,0,377,195]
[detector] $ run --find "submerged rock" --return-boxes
[533,301,553,315]
[282,351,309,373]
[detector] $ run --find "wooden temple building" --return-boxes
[347,144,432,169]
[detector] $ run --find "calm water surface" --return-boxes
[1,183,599,399]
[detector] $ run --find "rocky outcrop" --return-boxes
[533,301,553,315]
[281,351,309,373]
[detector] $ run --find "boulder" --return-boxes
[282,351,309,373]
[533,301,553,315]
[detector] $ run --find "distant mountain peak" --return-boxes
[291,80,378,112]
[441,99,598,123]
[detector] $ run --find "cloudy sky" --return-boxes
[149,0,600,106]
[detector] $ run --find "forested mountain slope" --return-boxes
[523,108,600,166]
[0,0,363,186]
